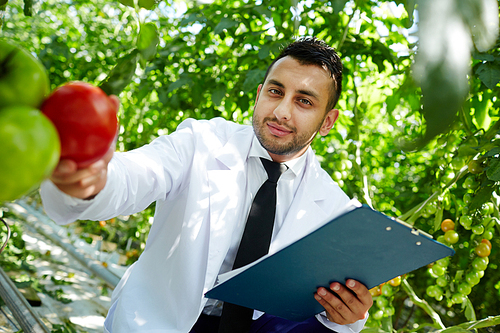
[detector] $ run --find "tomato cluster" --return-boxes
[362,130,499,327]
[367,276,402,323]
[422,136,497,308]
[0,39,118,202]
[0,40,60,202]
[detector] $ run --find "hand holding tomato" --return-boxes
[49,145,115,199]
[47,94,120,199]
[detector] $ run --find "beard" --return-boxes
[252,113,321,157]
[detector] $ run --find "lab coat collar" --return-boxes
[269,148,331,253]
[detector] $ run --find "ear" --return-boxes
[255,84,263,105]
[319,109,339,136]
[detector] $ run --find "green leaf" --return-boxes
[486,147,500,157]
[476,63,500,89]
[211,86,226,106]
[23,0,32,16]
[258,44,271,60]
[166,73,192,93]
[214,17,239,35]
[433,203,444,233]
[137,22,159,64]
[0,0,9,7]
[469,180,495,211]
[138,0,158,10]
[463,297,476,322]
[471,93,492,130]
[456,0,499,52]
[331,0,349,14]
[242,69,266,93]
[99,49,140,96]
[118,0,158,10]
[486,157,500,181]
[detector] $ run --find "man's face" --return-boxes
[252,56,339,163]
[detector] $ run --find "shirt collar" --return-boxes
[249,136,307,177]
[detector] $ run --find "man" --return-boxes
[41,37,373,332]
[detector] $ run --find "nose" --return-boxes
[273,98,292,121]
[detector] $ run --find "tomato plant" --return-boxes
[41,82,118,168]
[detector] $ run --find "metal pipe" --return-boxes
[0,267,50,333]
[6,202,120,289]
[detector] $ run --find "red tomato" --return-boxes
[41,82,118,168]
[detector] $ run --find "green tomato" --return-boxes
[372,309,384,320]
[483,229,494,241]
[463,176,478,190]
[436,257,450,267]
[451,293,465,304]
[451,156,465,170]
[465,271,481,286]
[426,285,443,298]
[472,224,484,235]
[376,296,388,308]
[381,284,393,297]
[472,257,489,271]
[444,230,459,244]
[0,40,50,109]
[468,160,484,174]
[460,215,473,230]
[457,283,472,295]
[382,306,395,317]
[0,106,60,202]
[436,275,449,287]
[463,193,473,205]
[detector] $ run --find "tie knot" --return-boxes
[260,158,286,184]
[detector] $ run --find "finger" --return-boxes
[51,159,105,185]
[54,164,107,199]
[314,287,349,324]
[329,280,372,321]
[52,159,78,177]
[345,279,373,309]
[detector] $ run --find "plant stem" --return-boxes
[399,165,470,223]
[401,279,445,330]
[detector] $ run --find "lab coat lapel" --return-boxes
[270,150,330,253]
[205,128,253,286]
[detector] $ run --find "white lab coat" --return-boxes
[41,117,364,333]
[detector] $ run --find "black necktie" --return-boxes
[218,158,286,333]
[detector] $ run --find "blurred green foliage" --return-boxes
[1,0,500,331]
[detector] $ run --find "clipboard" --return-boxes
[205,201,455,321]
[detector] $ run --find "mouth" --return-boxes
[267,122,293,137]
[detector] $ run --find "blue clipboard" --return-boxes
[205,203,455,321]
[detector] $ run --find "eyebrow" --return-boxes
[267,79,320,101]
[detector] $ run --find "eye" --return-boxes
[269,88,282,96]
[299,98,312,105]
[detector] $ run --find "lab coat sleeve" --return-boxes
[316,312,368,333]
[40,118,204,224]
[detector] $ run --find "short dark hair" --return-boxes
[263,37,343,110]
